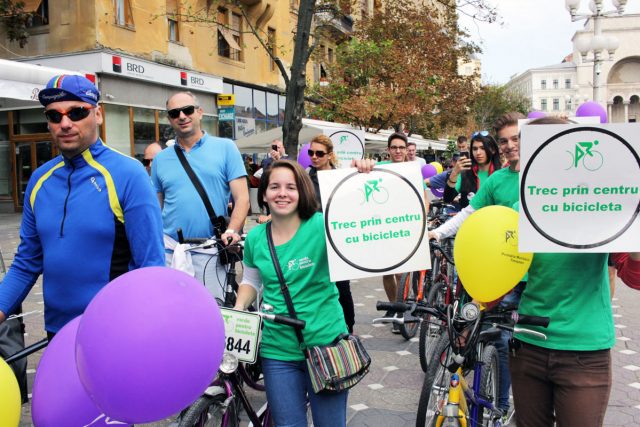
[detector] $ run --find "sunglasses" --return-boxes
[471,130,489,139]
[44,106,94,124]
[141,158,152,166]
[167,105,198,119]
[308,149,328,158]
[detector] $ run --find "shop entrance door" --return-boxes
[14,140,54,209]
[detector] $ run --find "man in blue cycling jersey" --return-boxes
[0,74,165,339]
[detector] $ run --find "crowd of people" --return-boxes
[0,74,638,427]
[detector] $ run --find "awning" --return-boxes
[0,58,82,102]
[218,27,242,51]
[234,118,448,153]
[21,0,42,13]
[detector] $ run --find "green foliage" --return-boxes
[472,84,530,131]
[0,0,32,48]
[309,0,480,138]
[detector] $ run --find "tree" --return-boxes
[0,0,33,47]
[472,84,530,131]
[309,0,480,138]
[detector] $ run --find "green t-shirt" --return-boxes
[454,169,490,193]
[469,167,519,210]
[516,253,614,351]
[243,212,347,361]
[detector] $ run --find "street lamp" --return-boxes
[565,0,625,104]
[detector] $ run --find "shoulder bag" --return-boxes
[266,222,370,393]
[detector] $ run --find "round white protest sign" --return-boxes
[324,168,426,272]
[328,130,365,168]
[521,127,640,249]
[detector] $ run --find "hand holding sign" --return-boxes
[454,206,533,302]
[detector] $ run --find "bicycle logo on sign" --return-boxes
[359,179,389,205]
[339,135,348,145]
[566,140,603,171]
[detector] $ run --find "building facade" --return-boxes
[506,13,639,123]
[0,0,351,211]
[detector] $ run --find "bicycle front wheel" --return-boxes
[478,345,500,427]
[419,281,447,372]
[179,393,238,427]
[416,334,454,427]
[396,272,420,339]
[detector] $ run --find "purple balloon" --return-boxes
[32,317,131,427]
[421,164,438,179]
[297,142,312,169]
[576,101,607,123]
[527,111,546,119]
[431,187,444,198]
[76,267,225,423]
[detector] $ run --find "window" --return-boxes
[167,0,179,42]
[540,79,547,90]
[565,78,571,89]
[553,98,560,111]
[217,8,243,61]
[24,0,49,27]
[267,28,277,71]
[115,0,134,27]
[541,99,548,111]
[553,79,558,89]
[327,47,334,64]
[566,98,572,111]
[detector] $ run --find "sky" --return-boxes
[458,0,640,85]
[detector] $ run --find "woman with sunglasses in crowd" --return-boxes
[306,134,355,333]
[443,130,502,208]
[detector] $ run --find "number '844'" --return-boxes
[226,337,251,354]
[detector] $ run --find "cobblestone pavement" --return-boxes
[0,212,637,426]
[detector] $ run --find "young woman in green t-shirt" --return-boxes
[234,159,374,427]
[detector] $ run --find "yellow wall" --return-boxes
[0,0,349,93]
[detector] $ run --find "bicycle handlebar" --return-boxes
[429,240,455,266]
[513,313,550,328]
[5,338,48,364]
[266,313,306,329]
[375,301,443,319]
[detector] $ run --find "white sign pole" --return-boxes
[519,124,640,252]
[318,162,431,281]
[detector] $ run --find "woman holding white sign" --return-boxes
[234,159,374,427]
[306,134,356,334]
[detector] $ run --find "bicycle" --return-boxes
[419,239,466,373]
[178,306,306,427]
[415,302,549,427]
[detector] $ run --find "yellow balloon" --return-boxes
[430,161,443,174]
[0,358,21,427]
[454,206,533,302]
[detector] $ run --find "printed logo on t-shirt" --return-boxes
[286,256,315,271]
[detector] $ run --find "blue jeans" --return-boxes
[494,281,525,411]
[261,357,348,427]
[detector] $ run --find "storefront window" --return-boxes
[12,109,48,135]
[159,114,175,144]
[279,95,286,125]
[234,86,253,118]
[201,115,218,137]
[0,112,8,141]
[254,90,266,120]
[267,93,278,124]
[103,104,131,155]
[133,107,156,161]
[0,141,10,197]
